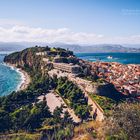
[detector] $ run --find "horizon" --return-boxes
[0,0,140,44]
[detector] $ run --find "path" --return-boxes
[48,69,104,121]
[38,90,81,123]
[68,76,104,121]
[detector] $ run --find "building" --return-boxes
[36,51,47,56]
[53,63,82,74]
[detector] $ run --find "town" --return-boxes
[2,46,140,140]
[37,49,140,100]
[90,62,140,98]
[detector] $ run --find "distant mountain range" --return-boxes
[0,42,25,52]
[50,43,140,53]
[0,42,140,53]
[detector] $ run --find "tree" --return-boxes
[105,102,140,140]
[61,111,73,126]
[0,109,11,132]
[53,106,63,124]
[75,105,90,120]
[11,106,31,131]
[22,101,51,132]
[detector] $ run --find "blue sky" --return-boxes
[0,0,140,44]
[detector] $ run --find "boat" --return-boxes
[107,56,113,59]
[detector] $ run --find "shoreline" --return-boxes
[17,68,31,91]
[4,63,31,91]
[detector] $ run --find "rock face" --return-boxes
[92,83,126,101]
[4,46,73,70]
[4,47,45,70]
[84,82,126,101]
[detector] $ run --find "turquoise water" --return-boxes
[0,54,22,96]
[75,53,140,64]
[0,52,139,96]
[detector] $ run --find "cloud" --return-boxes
[0,24,140,44]
[0,19,25,27]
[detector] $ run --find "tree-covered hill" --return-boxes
[0,46,139,140]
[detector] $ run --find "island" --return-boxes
[0,46,139,140]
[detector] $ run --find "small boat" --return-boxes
[107,56,113,59]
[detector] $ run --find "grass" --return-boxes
[50,48,57,52]
[0,133,41,140]
[73,121,105,140]
[89,94,116,113]
[83,76,106,85]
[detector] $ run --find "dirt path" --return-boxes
[48,69,104,121]
[68,76,104,121]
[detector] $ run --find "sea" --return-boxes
[0,53,22,96]
[75,53,140,65]
[0,52,140,96]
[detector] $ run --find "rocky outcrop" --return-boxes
[4,47,43,69]
[86,83,127,101]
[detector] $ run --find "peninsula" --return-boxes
[0,46,139,140]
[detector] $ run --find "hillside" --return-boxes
[1,46,140,140]
[51,43,140,53]
[1,42,140,53]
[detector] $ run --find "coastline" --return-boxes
[4,63,31,91]
[17,68,31,91]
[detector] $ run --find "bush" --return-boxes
[56,77,90,120]
[105,102,140,140]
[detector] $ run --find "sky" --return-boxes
[0,0,140,44]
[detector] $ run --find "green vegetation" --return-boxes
[83,74,98,82]
[4,47,47,71]
[1,46,139,140]
[0,99,51,132]
[0,47,78,139]
[56,77,90,120]
[0,72,55,113]
[104,102,140,140]
[0,71,54,133]
[50,47,57,51]
[0,133,41,140]
[89,94,116,113]
[73,102,140,140]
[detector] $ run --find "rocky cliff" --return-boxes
[4,46,74,72]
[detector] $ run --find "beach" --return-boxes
[5,63,31,91]
[17,68,31,91]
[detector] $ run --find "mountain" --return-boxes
[123,44,140,48]
[0,42,140,53]
[49,43,140,53]
[0,42,26,52]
